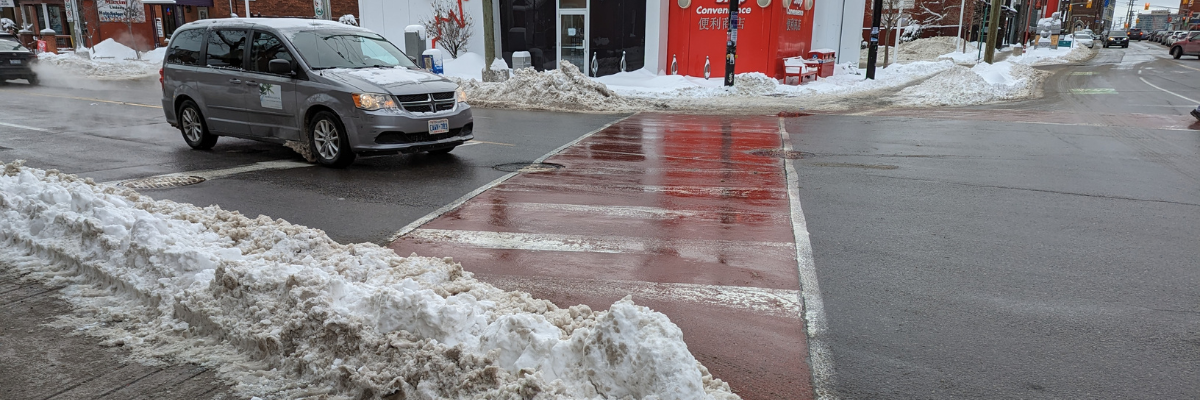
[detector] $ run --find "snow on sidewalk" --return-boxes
[34,39,163,80]
[0,160,739,400]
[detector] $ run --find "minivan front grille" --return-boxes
[375,127,465,144]
[396,92,457,114]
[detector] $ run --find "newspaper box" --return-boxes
[807,49,835,78]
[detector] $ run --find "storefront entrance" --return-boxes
[557,9,587,72]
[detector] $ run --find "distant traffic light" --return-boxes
[1086,0,1092,7]
[1143,2,1149,9]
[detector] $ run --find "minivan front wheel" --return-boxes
[309,111,355,168]
[179,100,217,150]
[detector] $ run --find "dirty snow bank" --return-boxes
[457,61,657,112]
[0,161,738,400]
[36,39,163,80]
[893,61,1047,106]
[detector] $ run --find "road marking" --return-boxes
[0,121,52,132]
[406,229,794,259]
[1069,72,1097,75]
[466,139,515,146]
[1139,77,1200,104]
[1069,88,1117,94]
[388,115,633,242]
[102,160,313,185]
[488,202,791,223]
[779,118,836,400]
[494,181,787,199]
[483,275,802,317]
[0,90,162,109]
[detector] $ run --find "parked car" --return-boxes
[160,18,474,168]
[1073,32,1095,48]
[0,38,38,85]
[1104,31,1129,48]
[1170,31,1200,59]
[1166,31,1189,46]
[1150,30,1167,43]
[1127,28,1146,40]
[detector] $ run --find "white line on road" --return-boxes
[388,115,633,242]
[482,275,802,317]
[482,202,790,223]
[779,118,837,400]
[102,160,314,185]
[493,182,787,198]
[1139,77,1200,104]
[0,121,52,132]
[406,228,794,261]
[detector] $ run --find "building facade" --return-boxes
[2,0,357,52]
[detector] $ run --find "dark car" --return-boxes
[1104,31,1129,48]
[1127,28,1146,40]
[0,39,37,85]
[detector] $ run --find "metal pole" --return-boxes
[724,0,739,86]
[244,0,249,17]
[867,0,882,79]
[957,0,967,49]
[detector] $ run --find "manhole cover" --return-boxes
[748,149,809,159]
[493,162,565,173]
[119,175,206,189]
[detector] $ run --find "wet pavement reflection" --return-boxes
[390,113,812,400]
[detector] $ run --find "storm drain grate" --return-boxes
[493,162,565,173]
[748,149,809,159]
[119,175,206,189]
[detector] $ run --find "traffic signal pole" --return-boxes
[724,0,739,86]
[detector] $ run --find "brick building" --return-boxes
[2,0,358,53]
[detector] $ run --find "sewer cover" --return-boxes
[748,149,809,159]
[119,175,206,189]
[493,162,565,173]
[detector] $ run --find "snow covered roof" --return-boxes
[178,17,374,35]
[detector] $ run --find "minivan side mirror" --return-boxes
[408,55,419,65]
[268,59,293,75]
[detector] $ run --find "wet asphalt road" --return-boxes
[1,39,1199,399]
[793,40,1200,398]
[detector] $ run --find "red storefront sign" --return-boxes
[667,0,815,79]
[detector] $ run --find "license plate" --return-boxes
[428,119,450,134]
[8,59,20,65]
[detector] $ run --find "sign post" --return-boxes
[866,0,881,79]
[724,0,738,86]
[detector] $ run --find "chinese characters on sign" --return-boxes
[698,17,746,30]
[786,18,802,30]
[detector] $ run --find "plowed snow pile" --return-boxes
[0,160,739,400]
[893,61,1048,106]
[457,61,655,112]
[35,39,164,80]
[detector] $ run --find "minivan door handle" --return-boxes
[228,78,242,84]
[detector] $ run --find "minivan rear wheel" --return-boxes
[179,100,217,150]
[309,111,355,168]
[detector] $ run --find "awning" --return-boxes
[175,0,214,6]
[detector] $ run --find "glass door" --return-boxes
[557,10,587,73]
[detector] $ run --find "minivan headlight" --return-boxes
[456,88,468,102]
[352,93,398,111]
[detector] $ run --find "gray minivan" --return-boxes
[160,18,473,168]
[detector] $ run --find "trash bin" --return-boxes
[512,51,532,70]
[808,49,835,78]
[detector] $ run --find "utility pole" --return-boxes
[724,0,739,86]
[867,0,882,79]
[984,0,1003,63]
[481,0,498,81]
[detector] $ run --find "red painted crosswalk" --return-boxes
[390,114,814,400]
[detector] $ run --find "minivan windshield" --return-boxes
[0,39,29,52]
[290,31,417,70]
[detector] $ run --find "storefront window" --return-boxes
[560,0,586,8]
[499,0,558,71]
[588,0,645,76]
[47,5,64,34]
